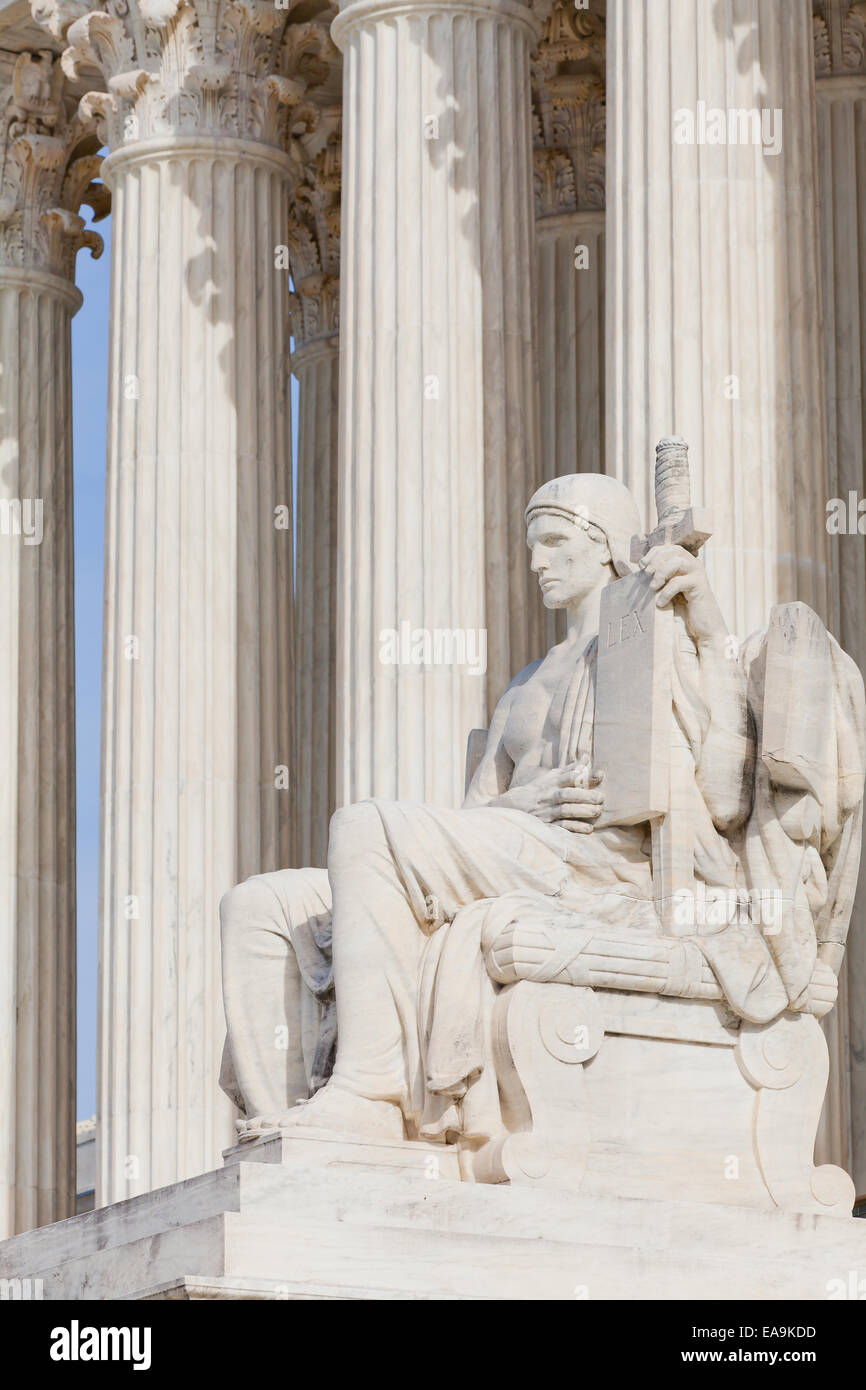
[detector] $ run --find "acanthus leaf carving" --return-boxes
[33,0,324,150]
[283,17,342,351]
[30,0,91,43]
[812,0,866,75]
[844,0,866,66]
[0,49,107,280]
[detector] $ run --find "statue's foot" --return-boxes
[236,1083,404,1144]
[236,1114,291,1142]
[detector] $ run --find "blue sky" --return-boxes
[72,222,110,1120]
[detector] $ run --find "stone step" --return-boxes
[2,1147,865,1300]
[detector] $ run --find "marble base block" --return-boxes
[1,1138,864,1301]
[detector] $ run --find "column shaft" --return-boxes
[294,336,339,868]
[532,0,606,481]
[0,42,102,1235]
[333,0,544,809]
[536,213,605,480]
[287,77,342,871]
[98,140,294,1203]
[0,269,79,1235]
[607,0,831,638]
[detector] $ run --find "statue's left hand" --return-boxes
[639,544,727,648]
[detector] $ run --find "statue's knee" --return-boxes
[219,875,281,944]
[328,801,382,869]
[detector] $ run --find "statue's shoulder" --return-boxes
[505,658,544,693]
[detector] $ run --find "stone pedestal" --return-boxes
[1,1139,863,1300]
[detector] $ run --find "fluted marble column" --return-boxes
[293,330,339,869]
[814,0,866,1195]
[333,0,545,809]
[533,0,606,481]
[536,214,604,478]
[288,41,342,871]
[0,49,103,1235]
[608,0,831,641]
[608,0,845,1168]
[46,0,310,1204]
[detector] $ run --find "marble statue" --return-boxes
[219,439,866,1215]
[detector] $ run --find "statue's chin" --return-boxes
[541,591,566,609]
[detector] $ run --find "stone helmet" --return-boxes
[524,472,643,577]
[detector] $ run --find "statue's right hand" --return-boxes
[509,758,605,831]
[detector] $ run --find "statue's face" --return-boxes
[526,513,612,609]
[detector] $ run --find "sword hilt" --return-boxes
[629,435,712,563]
[654,435,691,522]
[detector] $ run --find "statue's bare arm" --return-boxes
[640,544,753,831]
[462,680,520,808]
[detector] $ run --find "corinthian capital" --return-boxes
[30,0,330,151]
[289,117,341,347]
[0,49,107,280]
[531,0,605,218]
[29,0,91,42]
[813,1,866,76]
[285,17,342,349]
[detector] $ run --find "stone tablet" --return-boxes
[760,602,833,804]
[593,569,672,825]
